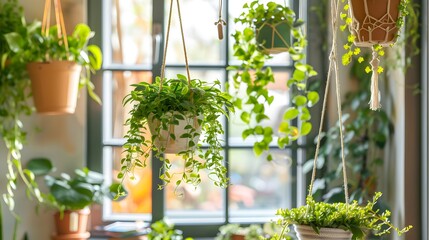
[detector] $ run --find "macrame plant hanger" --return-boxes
[308,0,350,205]
[160,0,197,136]
[348,0,398,110]
[42,0,69,59]
[214,0,226,40]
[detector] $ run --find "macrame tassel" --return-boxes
[369,50,381,110]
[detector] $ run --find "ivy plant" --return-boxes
[0,0,43,217]
[229,1,319,160]
[275,192,412,240]
[119,74,234,197]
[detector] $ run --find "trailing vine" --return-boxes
[228,1,319,160]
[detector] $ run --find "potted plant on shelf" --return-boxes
[26,158,124,240]
[4,0,102,114]
[119,74,234,194]
[229,1,319,160]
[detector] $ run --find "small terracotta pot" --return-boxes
[231,234,245,240]
[51,231,90,240]
[148,112,203,153]
[348,0,401,47]
[54,208,90,235]
[294,225,352,240]
[256,20,292,54]
[27,60,82,114]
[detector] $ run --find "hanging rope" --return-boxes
[214,0,226,40]
[42,0,69,57]
[160,0,192,87]
[308,0,349,204]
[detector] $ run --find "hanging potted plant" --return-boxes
[26,158,125,240]
[117,0,234,196]
[229,1,319,161]
[341,0,409,110]
[4,0,102,114]
[275,1,412,239]
[238,1,295,54]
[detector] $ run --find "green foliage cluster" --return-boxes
[148,219,191,240]
[304,58,393,204]
[216,223,288,240]
[0,0,41,217]
[120,74,234,195]
[229,1,319,160]
[5,20,102,103]
[26,158,122,212]
[276,192,412,240]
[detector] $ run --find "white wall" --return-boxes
[0,1,87,239]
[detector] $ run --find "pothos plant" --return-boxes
[229,1,319,160]
[275,192,412,240]
[0,0,44,218]
[118,74,234,197]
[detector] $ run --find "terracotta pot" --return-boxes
[348,0,401,47]
[256,20,292,54]
[54,208,90,235]
[294,225,352,240]
[148,112,203,153]
[27,61,82,114]
[231,234,245,240]
[51,232,90,240]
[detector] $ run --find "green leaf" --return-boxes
[87,45,102,70]
[300,122,312,135]
[4,32,24,53]
[307,91,320,106]
[283,108,299,120]
[240,112,251,124]
[293,96,307,106]
[26,158,54,176]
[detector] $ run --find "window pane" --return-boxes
[103,147,152,220]
[109,0,153,66]
[165,153,225,222]
[229,149,293,220]
[164,0,224,65]
[228,71,291,145]
[105,71,152,140]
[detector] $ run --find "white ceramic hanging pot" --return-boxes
[148,111,203,153]
[294,225,353,240]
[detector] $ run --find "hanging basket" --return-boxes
[294,225,352,240]
[54,208,90,235]
[348,0,401,47]
[256,20,292,54]
[27,61,81,114]
[148,112,203,153]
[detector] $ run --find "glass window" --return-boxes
[88,0,310,236]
